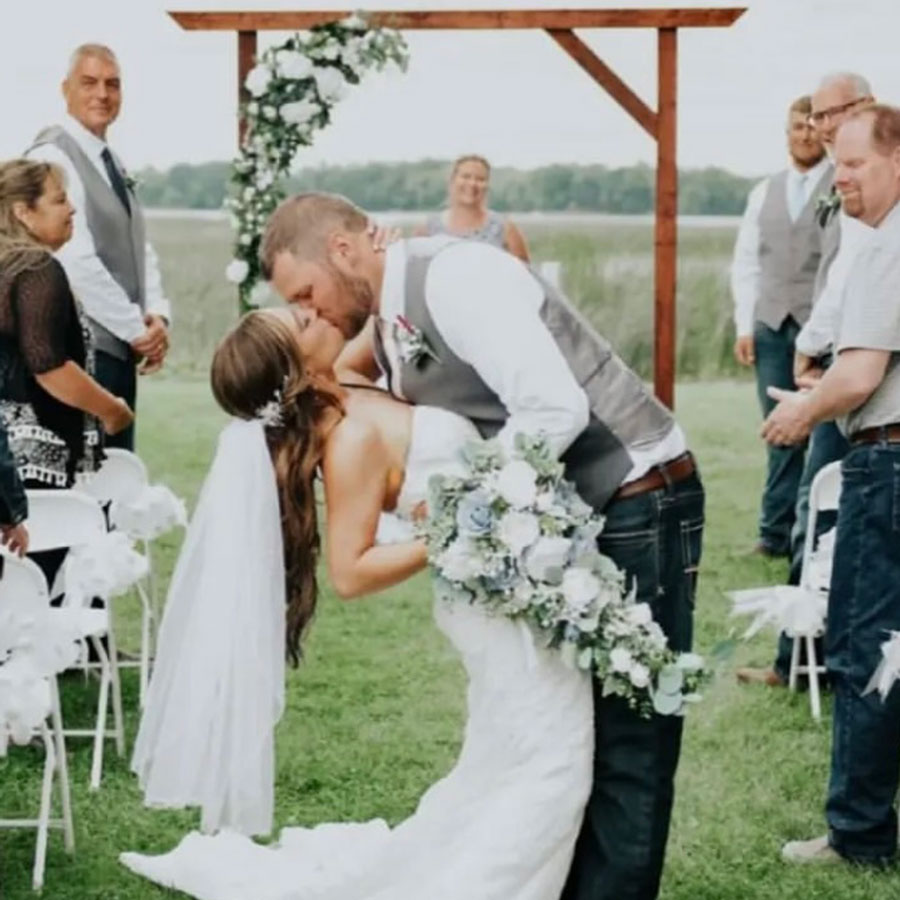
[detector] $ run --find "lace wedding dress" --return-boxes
[121,406,594,900]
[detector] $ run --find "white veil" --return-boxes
[130,419,286,837]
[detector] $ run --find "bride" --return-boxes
[120,304,594,899]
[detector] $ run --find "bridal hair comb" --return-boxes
[254,375,292,428]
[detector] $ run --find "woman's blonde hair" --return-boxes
[0,158,64,281]
[450,154,491,178]
[210,311,344,664]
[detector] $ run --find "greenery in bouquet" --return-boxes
[424,433,708,718]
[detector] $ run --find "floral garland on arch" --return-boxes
[224,14,409,309]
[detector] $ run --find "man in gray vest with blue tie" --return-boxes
[730,94,831,567]
[262,191,706,900]
[26,43,171,451]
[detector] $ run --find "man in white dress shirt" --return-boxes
[26,44,171,450]
[738,74,874,688]
[261,192,705,900]
[730,94,830,564]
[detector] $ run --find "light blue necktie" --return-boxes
[788,172,808,222]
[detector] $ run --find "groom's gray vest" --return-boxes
[754,165,832,331]
[30,126,146,360]
[374,239,676,511]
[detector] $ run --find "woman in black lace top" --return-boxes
[0,158,132,488]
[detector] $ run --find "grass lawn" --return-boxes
[1,376,898,899]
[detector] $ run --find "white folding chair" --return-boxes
[26,489,125,788]
[78,449,156,706]
[789,460,843,720]
[0,550,75,891]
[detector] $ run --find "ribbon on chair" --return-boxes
[109,484,188,541]
[60,532,149,609]
[729,585,827,639]
[865,631,900,701]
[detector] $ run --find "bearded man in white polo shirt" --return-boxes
[26,43,171,451]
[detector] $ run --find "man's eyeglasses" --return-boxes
[808,96,869,126]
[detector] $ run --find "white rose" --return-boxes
[262,105,277,120]
[246,101,259,116]
[318,42,341,61]
[342,42,362,70]
[438,540,480,583]
[610,646,633,673]
[245,65,273,98]
[496,460,538,509]
[225,259,250,284]
[525,536,571,582]
[313,67,348,102]
[497,511,540,555]
[629,662,650,688]
[342,12,367,29]
[243,186,256,201]
[274,49,313,80]
[625,603,653,626]
[562,568,600,614]
[239,233,252,246]
[278,99,319,125]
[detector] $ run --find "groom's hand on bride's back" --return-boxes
[367,220,402,252]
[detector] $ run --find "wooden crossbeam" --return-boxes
[169,8,746,32]
[547,29,657,139]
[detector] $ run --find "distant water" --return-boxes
[145,208,740,229]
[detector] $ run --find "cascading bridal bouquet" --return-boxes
[424,434,707,717]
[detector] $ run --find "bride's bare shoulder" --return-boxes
[322,414,388,479]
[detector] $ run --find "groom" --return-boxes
[262,192,705,900]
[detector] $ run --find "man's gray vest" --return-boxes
[374,239,676,511]
[30,126,146,360]
[755,165,832,330]
[811,202,841,306]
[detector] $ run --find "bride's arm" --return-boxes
[322,418,427,599]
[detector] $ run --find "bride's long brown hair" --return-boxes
[210,311,344,665]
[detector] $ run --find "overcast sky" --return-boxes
[2,0,895,177]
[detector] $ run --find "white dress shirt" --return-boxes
[378,238,686,483]
[730,157,831,337]
[26,114,171,344]
[795,212,875,357]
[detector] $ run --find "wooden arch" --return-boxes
[169,6,746,408]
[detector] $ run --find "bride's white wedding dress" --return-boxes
[121,406,594,900]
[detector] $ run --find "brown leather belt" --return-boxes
[851,423,900,446]
[612,452,697,501]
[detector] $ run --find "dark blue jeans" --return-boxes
[754,318,806,554]
[562,469,705,900]
[825,442,900,863]
[774,419,851,679]
[94,349,137,451]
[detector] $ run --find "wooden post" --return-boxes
[654,27,677,409]
[237,30,257,146]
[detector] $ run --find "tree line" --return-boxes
[135,159,757,215]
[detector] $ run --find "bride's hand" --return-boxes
[367,220,402,252]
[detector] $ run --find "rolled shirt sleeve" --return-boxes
[425,242,589,458]
[730,178,768,337]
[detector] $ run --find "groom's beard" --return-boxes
[329,264,375,339]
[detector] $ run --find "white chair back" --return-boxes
[799,461,842,592]
[0,549,50,611]
[25,490,108,554]
[78,449,149,506]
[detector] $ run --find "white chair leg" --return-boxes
[105,615,126,757]
[89,636,110,790]
[144,540,160,648]
[807,634,822,721]
[33,723,57,892]
[137,582,153,708]
[789,636,801,692]
[49,678,74,853]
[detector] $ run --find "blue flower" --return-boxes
[484,558,520,592]
[456,491,494,536]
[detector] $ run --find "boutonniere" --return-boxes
[393,315,441,366]
[123,172,140,193]
[815,190,841,228]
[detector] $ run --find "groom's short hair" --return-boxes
[260,192,368,278]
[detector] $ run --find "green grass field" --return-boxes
[2,376,899,900]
